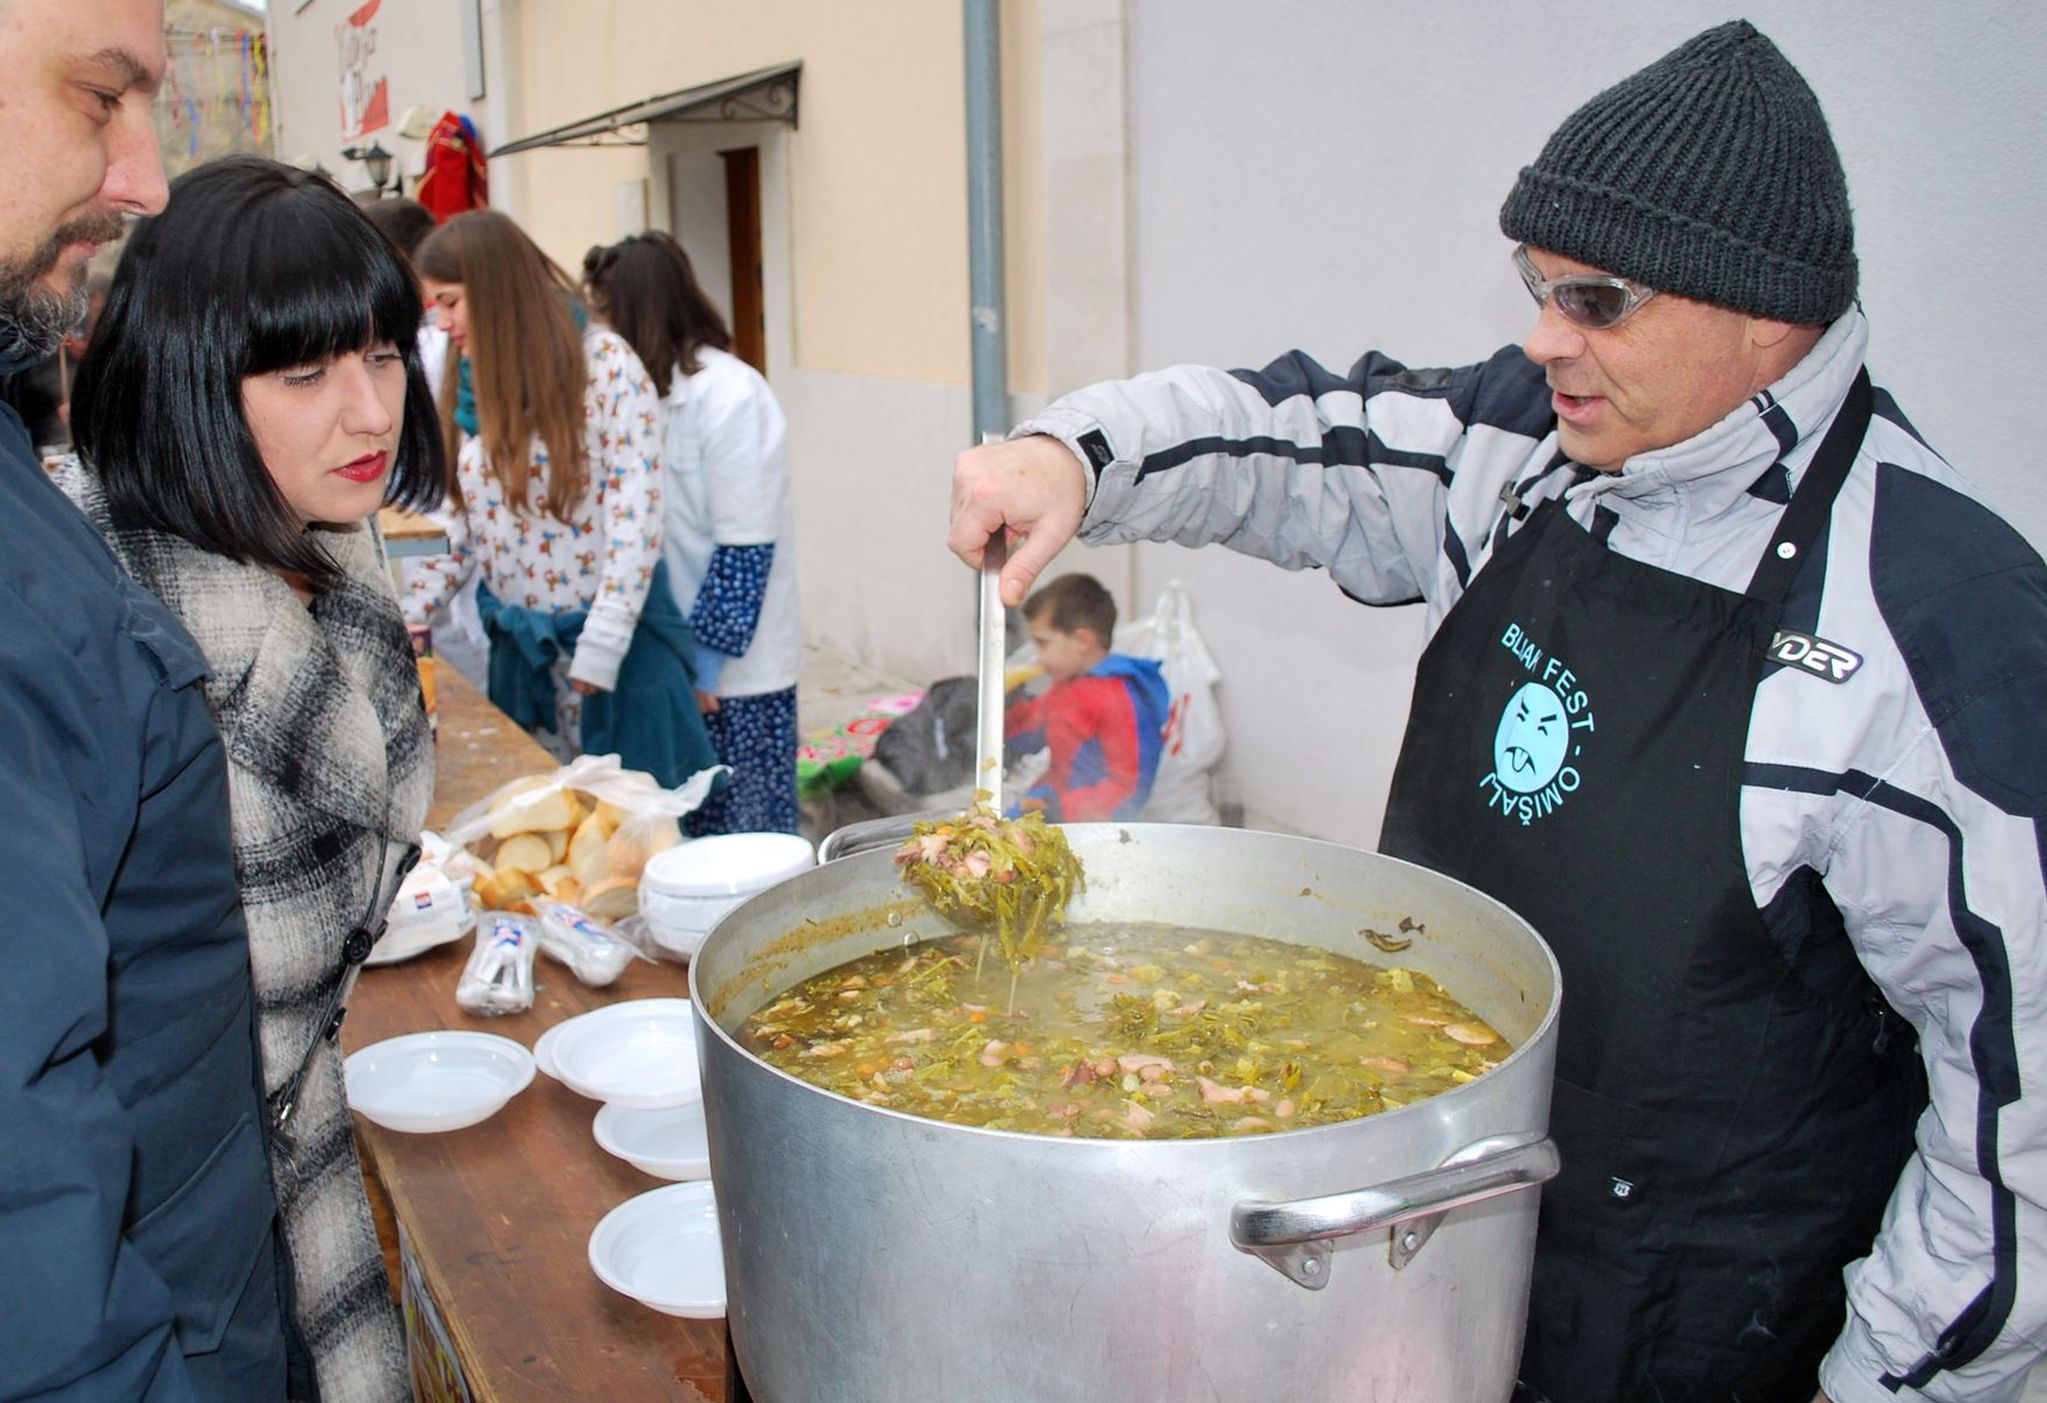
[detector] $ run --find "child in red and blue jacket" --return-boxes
[1007,573,1169,822]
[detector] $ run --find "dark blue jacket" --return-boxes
[477,559,722,791]
[0,401,291,1399]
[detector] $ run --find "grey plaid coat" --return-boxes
[58,461,431,1403]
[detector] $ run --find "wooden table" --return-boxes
[343,667,745,1401]
[377,506,450,559]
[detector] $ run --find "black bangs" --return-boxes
[70,155,450,588]
[240,185,426,376]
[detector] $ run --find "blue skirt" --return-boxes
[686,685,799,836]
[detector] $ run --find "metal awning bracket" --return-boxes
[491,62,800,157]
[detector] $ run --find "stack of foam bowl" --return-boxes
[638,832,816,961]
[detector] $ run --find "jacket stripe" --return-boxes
[1743,398,1798,505]
[1872,387,1934,453]
[1336,582,1425,608]
[1443,512,1472,589]
[1744,760,2021,1387]
[1230,348,1394,406]
[1133,430,1450,484]
[1760,400,1799,459]
[1746,462,1793,503]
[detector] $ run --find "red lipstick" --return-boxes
[335,450,388,483]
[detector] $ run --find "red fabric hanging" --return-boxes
[415,111,488,223]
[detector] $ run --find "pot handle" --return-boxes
[817,810,956,864]
[1230,1130,1559,1289]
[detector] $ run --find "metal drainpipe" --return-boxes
[964,0,1008,446]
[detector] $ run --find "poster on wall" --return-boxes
[338,0,389,140]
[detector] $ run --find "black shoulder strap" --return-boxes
[1745,367,1873,605]
[267,838,421,1167]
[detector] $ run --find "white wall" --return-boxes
[1056,0,2047,845]
[649,112,1052,690]
[266,0,524,210]
[665,150,734,330]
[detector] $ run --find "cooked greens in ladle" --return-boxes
[894,807,1083,977]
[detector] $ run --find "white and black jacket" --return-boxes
[58,461,430,1403]
[1019,309,2047,1403]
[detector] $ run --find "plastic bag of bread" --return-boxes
[445,753,726,922]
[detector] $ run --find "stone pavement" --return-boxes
[793,640,922,846]
[796,640,914,740]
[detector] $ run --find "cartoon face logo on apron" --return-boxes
[1480,623,1597,825]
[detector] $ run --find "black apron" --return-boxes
[1381,371,1927,1402]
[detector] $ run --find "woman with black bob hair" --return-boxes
[56,154,445,1403]
[72,155,445,585]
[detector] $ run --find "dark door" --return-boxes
[720,146,765,374]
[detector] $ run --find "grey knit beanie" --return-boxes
[1499,20,1855,325]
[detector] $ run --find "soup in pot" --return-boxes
[742,923,1509,1140]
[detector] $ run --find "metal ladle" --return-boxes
[974,530,1008,813]
[812,505,1012,865]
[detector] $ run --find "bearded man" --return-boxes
[0,1,299,1396]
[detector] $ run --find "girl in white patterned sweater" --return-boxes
[403,210,663,754]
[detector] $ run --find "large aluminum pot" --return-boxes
[690,824,1561,1403]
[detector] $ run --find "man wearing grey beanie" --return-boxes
[951,19,2046,1403]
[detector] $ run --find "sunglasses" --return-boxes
[1513,244,1659,331]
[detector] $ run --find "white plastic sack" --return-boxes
[443,752,725,852]
[443,753,727,919]
[1116,580,1225,824]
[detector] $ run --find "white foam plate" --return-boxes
[344,1031,534,1133]
[588,1181,724,1317]
[593,1100,711,1181]
[548,1001,702,1110]
[533,1021,570,1080]
[532,998,692,1083]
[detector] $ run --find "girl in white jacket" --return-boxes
[584,233,800,834]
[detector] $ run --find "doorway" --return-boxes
[666,145,766,375]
